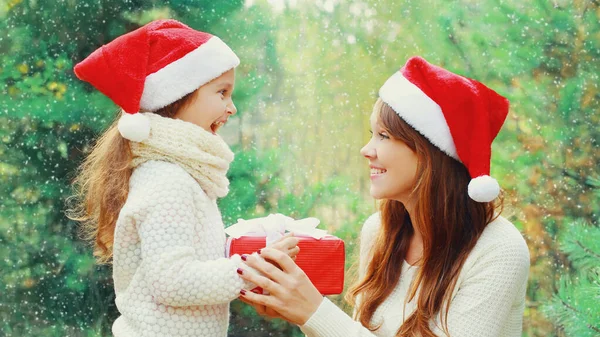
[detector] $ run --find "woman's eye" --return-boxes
[369,130,389,140]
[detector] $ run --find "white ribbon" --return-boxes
[224,213,328,246]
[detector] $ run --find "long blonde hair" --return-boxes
[68,92,196,263]
[346,99,503,336]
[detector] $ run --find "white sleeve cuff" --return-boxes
[230,254,260,290]
[300,298,367,337]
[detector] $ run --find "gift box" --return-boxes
[225,214,345,295]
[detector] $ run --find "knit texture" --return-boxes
[131,113,234,199]
[112,119,251,337]
[301,214,530,337]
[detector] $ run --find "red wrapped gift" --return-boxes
[227,235,345,295]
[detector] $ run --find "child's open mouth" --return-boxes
[210,120,225,134]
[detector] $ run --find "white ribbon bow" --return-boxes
[224,213,328,245]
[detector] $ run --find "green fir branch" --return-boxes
[542,218,600,336]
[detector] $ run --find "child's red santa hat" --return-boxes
[74,19,240,142]
[379,56,509,203]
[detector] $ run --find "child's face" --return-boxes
[175,69,237,134]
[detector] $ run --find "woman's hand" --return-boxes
[238,292,285,320]
[237,248,324,325]
[237,233,300,319]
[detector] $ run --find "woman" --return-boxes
[236,56,530,337]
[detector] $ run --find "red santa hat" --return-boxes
[74,19,240,142]
[379,56,509,202]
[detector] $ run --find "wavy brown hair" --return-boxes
[347,98,503,336]
[67,91,196,264]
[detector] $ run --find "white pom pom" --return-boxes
[468,175,500,202]
[117,112,150,142]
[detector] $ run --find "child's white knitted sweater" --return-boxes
[301,213,530,337]
[111,114,252,337]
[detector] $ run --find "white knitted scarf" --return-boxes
[130,113,234,199]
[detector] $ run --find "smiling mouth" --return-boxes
[210,120,225,134]
[370,168,387,175]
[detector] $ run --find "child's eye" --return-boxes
[218,89,227,96]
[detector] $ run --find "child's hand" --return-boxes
[268,232,300,260]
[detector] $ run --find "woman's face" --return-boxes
[360,109,419,203]
[174,68,237,134]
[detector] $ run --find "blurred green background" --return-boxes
[1,0,599,336]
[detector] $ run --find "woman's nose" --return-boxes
[360,140,375,158]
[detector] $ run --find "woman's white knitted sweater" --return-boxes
[111,115,252,337]
[301,213,530,337]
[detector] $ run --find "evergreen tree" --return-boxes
[542,215,600,337]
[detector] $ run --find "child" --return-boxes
[70,19,298,337]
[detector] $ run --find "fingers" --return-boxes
[288,246,300,258]
[257,248,299,274]
[271,236,299,251]
[264,306,284,319]
[244,253,287,281]
[238,294,260,308]
[239,288,278,313]
[239,257,286,294]
[271,246,299,263]
[268,234,300,262]
[239,289,288,320]
[239,295,278,319]
[238,295,268,315]
[268,232,294,246]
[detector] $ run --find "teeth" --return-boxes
[370,168,387,175]
[211,121,224,131]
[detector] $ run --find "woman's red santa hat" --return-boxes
[379,56,509,203]
[74,19,240,142]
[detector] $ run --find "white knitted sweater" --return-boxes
[301,213,530,337]
[111,160,252,337]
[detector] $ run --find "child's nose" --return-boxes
[227,102,237,115]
